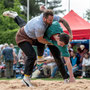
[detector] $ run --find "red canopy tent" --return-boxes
[60,10,90,40]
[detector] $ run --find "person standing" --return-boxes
[1,44,15,78]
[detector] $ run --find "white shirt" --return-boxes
[82,58,90,66]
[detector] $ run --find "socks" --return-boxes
[37,56,43,59]
[24,74,30,77]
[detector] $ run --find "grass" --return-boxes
[0,77,90,81]
[0,78,16,80]
[0,77,63,81]
[33,77,90,81]
[37,78,63,81]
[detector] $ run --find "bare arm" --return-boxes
[59,18,73,41]
[37,36,52,44]
[73,64,77,68]
[64,57,75,82]
[13,51,16,59]
[45,59,55,63]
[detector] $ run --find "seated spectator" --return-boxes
[50,57,67,78]
[31,59,46,78]
[70,51,78,74]
[42,56,56,77]
[82,52,90,77]
[76,46,85,70]
[32,56,56,78]
[76,48,82,70]
[50,66,58,78]
[76,45,88,70]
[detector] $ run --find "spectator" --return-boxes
[76,45,88,70]
[68,43,73,54]
[18,51,27,68]
[43,47,50,57]
[89,51,90,57]
[15,51,27,79]
[42,56,56,77]
[32,56,56,78]
[18,49,23,60]
[50,66,58,78]
[10,43,18,69]
[10,43,17,54]
[31,59,45,78]
[0,45,4,63]
[82,52,90,77]
[50,57,67,78]
[1,43,15,78]
[70,51,78,74]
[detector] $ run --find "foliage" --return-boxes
[47,0,66,14]
[0,28,18,44]
[19,0,41,17]
[0,0,24,31]
[37,0,66,15]
[19,0,65,16]
[86,9,90,21]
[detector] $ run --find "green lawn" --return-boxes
[0,78,16,80]
[0,77,90,81]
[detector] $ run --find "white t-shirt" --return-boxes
[82,58,90,66]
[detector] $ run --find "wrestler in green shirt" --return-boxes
[44,21,70,57]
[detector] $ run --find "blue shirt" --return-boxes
[71,57,77,66]
[44,47,50,57]
[2,47,14,61]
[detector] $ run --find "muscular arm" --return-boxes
[59,18,73,41]
[37,36,52,44]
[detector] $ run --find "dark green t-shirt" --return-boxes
[44,21,70,57]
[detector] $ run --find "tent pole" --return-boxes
[27,0,29,22]
[68,0,70,12]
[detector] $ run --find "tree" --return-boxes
[19,0,41,17]
[36,0,66,15]
[4,0,14,8]
[86,9,90,21]
[47,0,66,15]
[0,0,22,31]
[19,0,65,17]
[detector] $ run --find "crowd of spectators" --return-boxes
[0,43,90,79]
